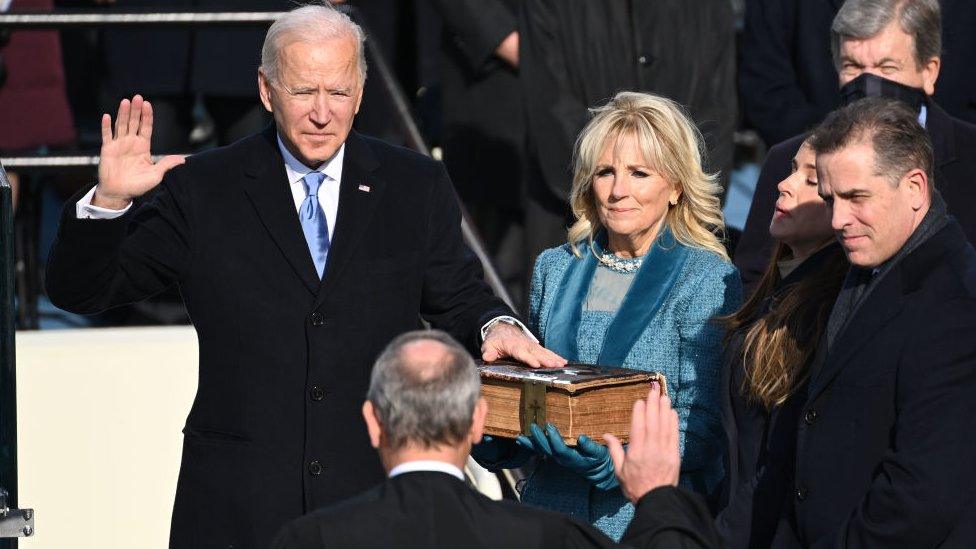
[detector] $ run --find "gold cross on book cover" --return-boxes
[477,360,667,446]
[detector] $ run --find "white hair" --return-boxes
[260,4,367,86]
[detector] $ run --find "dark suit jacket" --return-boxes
[45,128,512,548]
[734,101,976,294]
[769,221,976,547]
[272,471,721,548]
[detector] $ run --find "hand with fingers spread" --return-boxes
[481,322,567,368]
[94,95,186,210]
[604,382,681,504]
[516,423,618,489]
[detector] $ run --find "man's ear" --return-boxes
[362,401,383,449]
[469,397,488,445]
[257,70,274,114]
[904,168,929,211]
[920,56,941,96]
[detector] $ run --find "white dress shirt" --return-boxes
[388,460,465,481]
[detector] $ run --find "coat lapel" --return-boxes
[807,267,905,401]
[313,132,383,307]
[242,126,320,295]
[927,101,958,190]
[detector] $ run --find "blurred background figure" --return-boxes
[0,0,76,208]
[518,0,737,298]
[429,0,527,303]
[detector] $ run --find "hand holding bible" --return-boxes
[94,95,186,210]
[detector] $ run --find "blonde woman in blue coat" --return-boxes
[474,91,741,540]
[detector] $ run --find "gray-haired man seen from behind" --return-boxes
[273,330,721,549]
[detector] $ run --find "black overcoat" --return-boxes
[753,222,976,547]
[45,128,511,548]
[272,471,721,549]
[734,101,976,294]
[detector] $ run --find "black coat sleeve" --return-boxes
[45,169,194,314]
[809,296,976,547]
[621,487,721,548]
[420,162,514,348]
[738,0,827,145]
[430,0,517,71]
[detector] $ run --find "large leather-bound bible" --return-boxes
[477,360,667,446]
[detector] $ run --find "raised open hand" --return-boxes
[604,382,680,504]
[94,95,186,209]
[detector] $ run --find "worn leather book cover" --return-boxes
[477,360,666,446]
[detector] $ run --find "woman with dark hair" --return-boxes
[716,138,848,547]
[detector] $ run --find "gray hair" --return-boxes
[810,96,933,194]
[367,330,481,451]
[832,0,942,69]
[260,4,368,86]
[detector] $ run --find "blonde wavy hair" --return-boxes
[567,91,728,260]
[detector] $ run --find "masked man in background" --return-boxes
[734,0,976,294]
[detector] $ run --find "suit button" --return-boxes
[307,460,323,476]
[804,409,819,425]
[309,386,325,402]
[795,487,808,501]
[638,53,653,66]
[310,312,325,327]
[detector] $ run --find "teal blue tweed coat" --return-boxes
[521,241,742,540]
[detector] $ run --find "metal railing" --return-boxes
[0,8,523,542]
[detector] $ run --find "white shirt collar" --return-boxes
[388,460,465,481]
[276,134,345,184]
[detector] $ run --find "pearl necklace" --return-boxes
[598,252,643,273]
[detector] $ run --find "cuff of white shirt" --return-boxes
[479,316,538,344]
[76,186,132,220]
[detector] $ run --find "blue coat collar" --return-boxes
[546,228,691,365]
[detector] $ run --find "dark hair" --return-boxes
[722,244,848,408]
[811,97,933,193]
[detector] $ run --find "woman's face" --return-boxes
[592,132,680,255]
[769,142,834,257]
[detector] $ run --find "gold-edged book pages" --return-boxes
[477,360,667,446]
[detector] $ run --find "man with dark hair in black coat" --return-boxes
[723,96,976,547]
[273,330,721,549]
[735,0,976,295]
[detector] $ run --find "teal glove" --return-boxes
[516,423,618,489]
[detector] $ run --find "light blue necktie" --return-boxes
[300,172,330,278]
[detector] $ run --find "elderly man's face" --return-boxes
[838,20,940,95]
[258,36,363,167]
[818,141,926,268]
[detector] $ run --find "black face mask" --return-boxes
[839,73,927,111]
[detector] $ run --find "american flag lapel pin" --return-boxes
[358,183,371,193]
